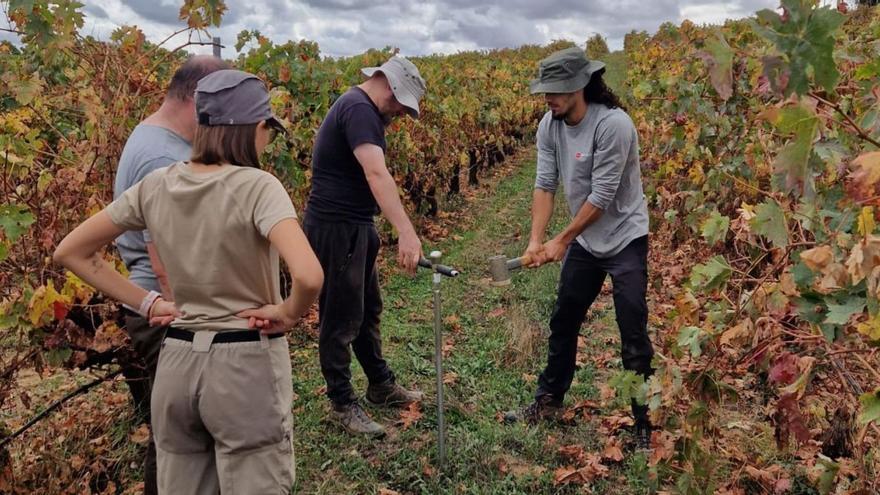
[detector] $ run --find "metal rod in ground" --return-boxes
[212,36,221,58]
[430,251,447,467]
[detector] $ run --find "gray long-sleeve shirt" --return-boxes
[535,105,649,258]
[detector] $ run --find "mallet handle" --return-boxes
[506,254,532,271]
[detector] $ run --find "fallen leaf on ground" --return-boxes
[602,437,624,462]
[487,307,506,318]
[129,424,150,445]
[558,444,586,463]
[443,371,459,386]
[553,453,609,485]
[649,430,677,466]
[496,454,547,479]
[398,402,423,430]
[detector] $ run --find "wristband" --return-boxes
[138,290,161,319]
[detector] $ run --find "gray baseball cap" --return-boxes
[361,56,427,119]
[195,69,286,135]
[529,47,606,94]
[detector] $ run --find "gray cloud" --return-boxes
[84,3,109,19]
[82,0,783,58]
[121,0,182,25]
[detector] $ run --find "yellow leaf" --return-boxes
[60,270,94,303]
[738,201,756,220]
[857,314,880,341]
[27,282,62,326]
[858,206,876,238]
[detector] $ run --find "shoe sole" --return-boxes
[328,415,387,437]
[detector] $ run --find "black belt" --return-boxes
[165,327,283,343]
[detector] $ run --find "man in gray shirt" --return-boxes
[506,47,654,450]
[114,54,226,495]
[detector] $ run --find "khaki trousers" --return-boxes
[151,331,295,494]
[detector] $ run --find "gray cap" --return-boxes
[529,47,606,94]
[195,69,286,134]
[361,56,427,119]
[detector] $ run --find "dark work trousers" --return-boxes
[536,235,654,405]
[120,309,166,495]
[304,219,395,406]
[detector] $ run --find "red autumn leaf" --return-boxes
[773,393,811,448]
[769,352,799,386]
[52,300,69,321]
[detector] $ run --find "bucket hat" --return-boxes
[529,47,606,94]
[361,56,427,119]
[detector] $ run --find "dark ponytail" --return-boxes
[584,71,625,111]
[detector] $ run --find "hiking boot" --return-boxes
[365,380,425,407]
[503,394,563,425]
[330,401,386,437]
[634,418,652,452]
[632,402,652,453]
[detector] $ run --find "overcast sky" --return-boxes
[5,0,788,58]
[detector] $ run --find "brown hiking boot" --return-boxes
[503,394,564,425]
[365,381,425,407]
[330,401,386,437]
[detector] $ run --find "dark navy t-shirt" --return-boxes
[306,87,386,224]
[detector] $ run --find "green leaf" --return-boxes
[689,256,732,292]
[858,389,880,426]
[753,0,845,96]
[608,370,647,406]
[0,204,36,242]
[704,30,733,100]
[700,210,729,245]
[677,326,704,358]
[794,295,826,325]
[8,0,36,14]
[824,299,865,326]
[816,454,840,495]
[45,347,72,367]
[751,200,788,248]
[632,81,652,99]
[765,103,819,195]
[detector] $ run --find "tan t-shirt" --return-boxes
[106,161,297,331]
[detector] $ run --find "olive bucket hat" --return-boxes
[529,47,606,94]
[361,56,427,119]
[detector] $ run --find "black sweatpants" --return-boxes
[536,235,654,401]
[304,219,394,406]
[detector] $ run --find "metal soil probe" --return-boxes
[428,250,450,467]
